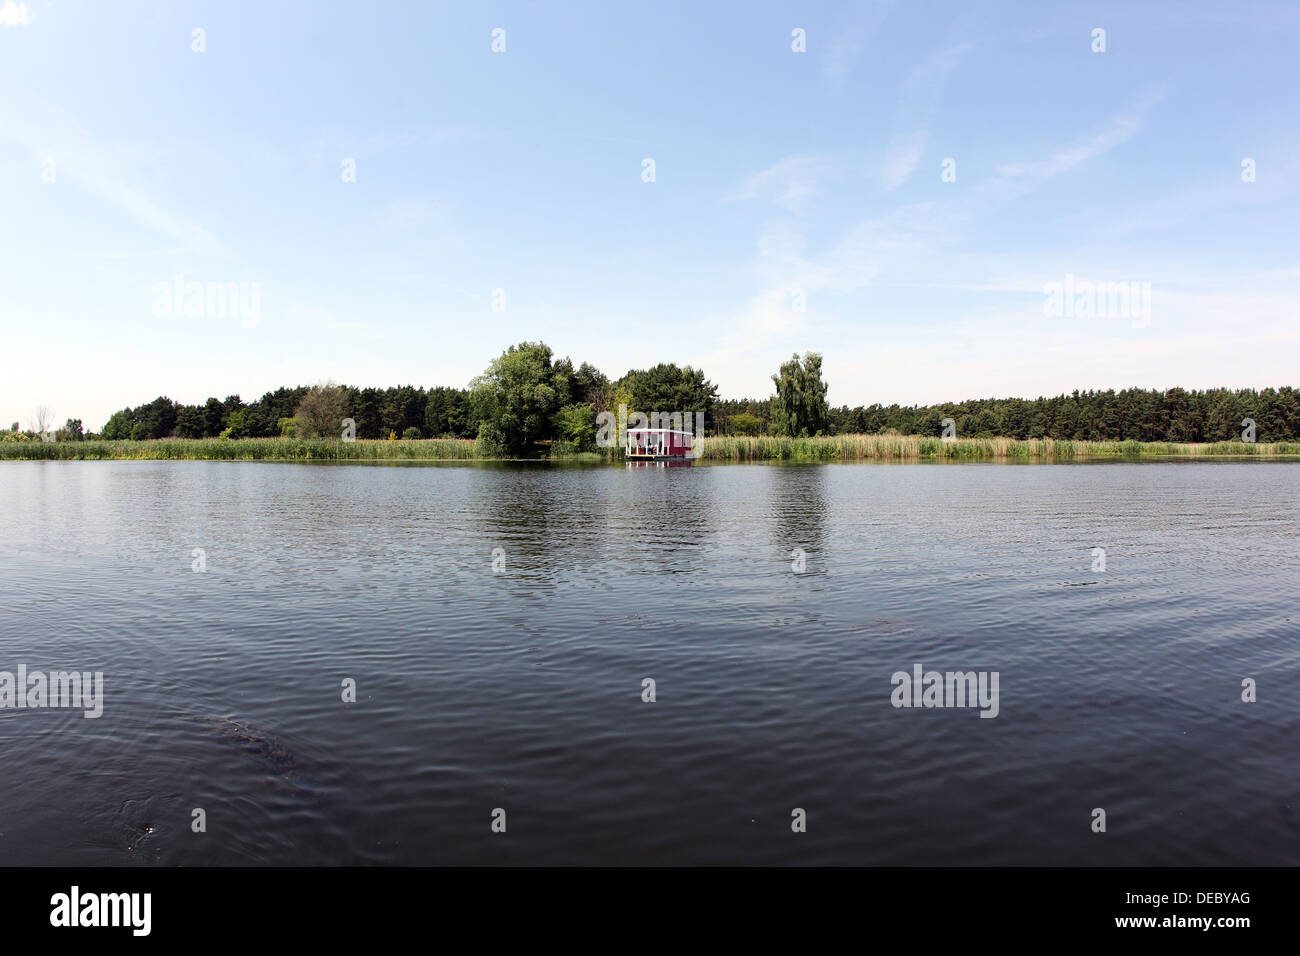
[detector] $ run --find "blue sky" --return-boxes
[2,0,1298,430]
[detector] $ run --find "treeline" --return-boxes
[98,386,469,442]
[70,343,721,455]
[9,339,1300,447]
[717,386,1300,443]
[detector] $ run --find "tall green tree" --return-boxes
[573,362,611,412]
[424,387,470,437]
[174,406,205,438]
[135,396,178,439]
[202,397,226,437]
[381,385,426,437]
[102,408,134,440]
[293,383,348,438]
[621,363,718,420]
[353,388,384,439]
[771,352,829,436]
[552,403,598,452]
[469,341,568,455]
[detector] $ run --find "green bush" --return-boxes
[552,403,597,452]
[474,422,508,457]
[729,412,762,436]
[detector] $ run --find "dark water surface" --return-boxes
[1,460,1296,865]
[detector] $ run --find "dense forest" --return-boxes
[9,342,1300,446]
[715,386,1300,443]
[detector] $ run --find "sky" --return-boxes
[2,0,1298,431]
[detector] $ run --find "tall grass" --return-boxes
[0,437,481,461]
[695,434,1300,462]
[3,434,1298,462]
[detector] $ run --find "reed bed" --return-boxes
[0,437,481,461]
[694,434,1300,462]
[3,434,1298,462]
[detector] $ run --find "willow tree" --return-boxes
[771,352,829,437]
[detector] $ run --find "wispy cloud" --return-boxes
[996,98,1157,182]
[881,40,971,188]
[0,106,223,255]
[729,155,838,213]
[820,1,895,90]
[713,90,1166,379]
[65,164,224,255]
[1090,158,1296,238]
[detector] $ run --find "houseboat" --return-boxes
[625,427,693,460]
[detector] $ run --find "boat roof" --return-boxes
[627,428,693,435]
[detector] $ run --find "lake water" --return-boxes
[1,459,1296,865]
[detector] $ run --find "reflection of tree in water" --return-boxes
[768,465,829,573]
[471,462,729,630]
[484,461,720,581]
[609,463,721,579]
[467,462,730,589]
[470,464,601,581]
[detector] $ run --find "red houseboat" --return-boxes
[625,427,693,460]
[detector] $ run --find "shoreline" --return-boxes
[3,435,1299,463]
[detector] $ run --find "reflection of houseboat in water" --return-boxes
[626,458,693,468]
[625,427,694,461]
